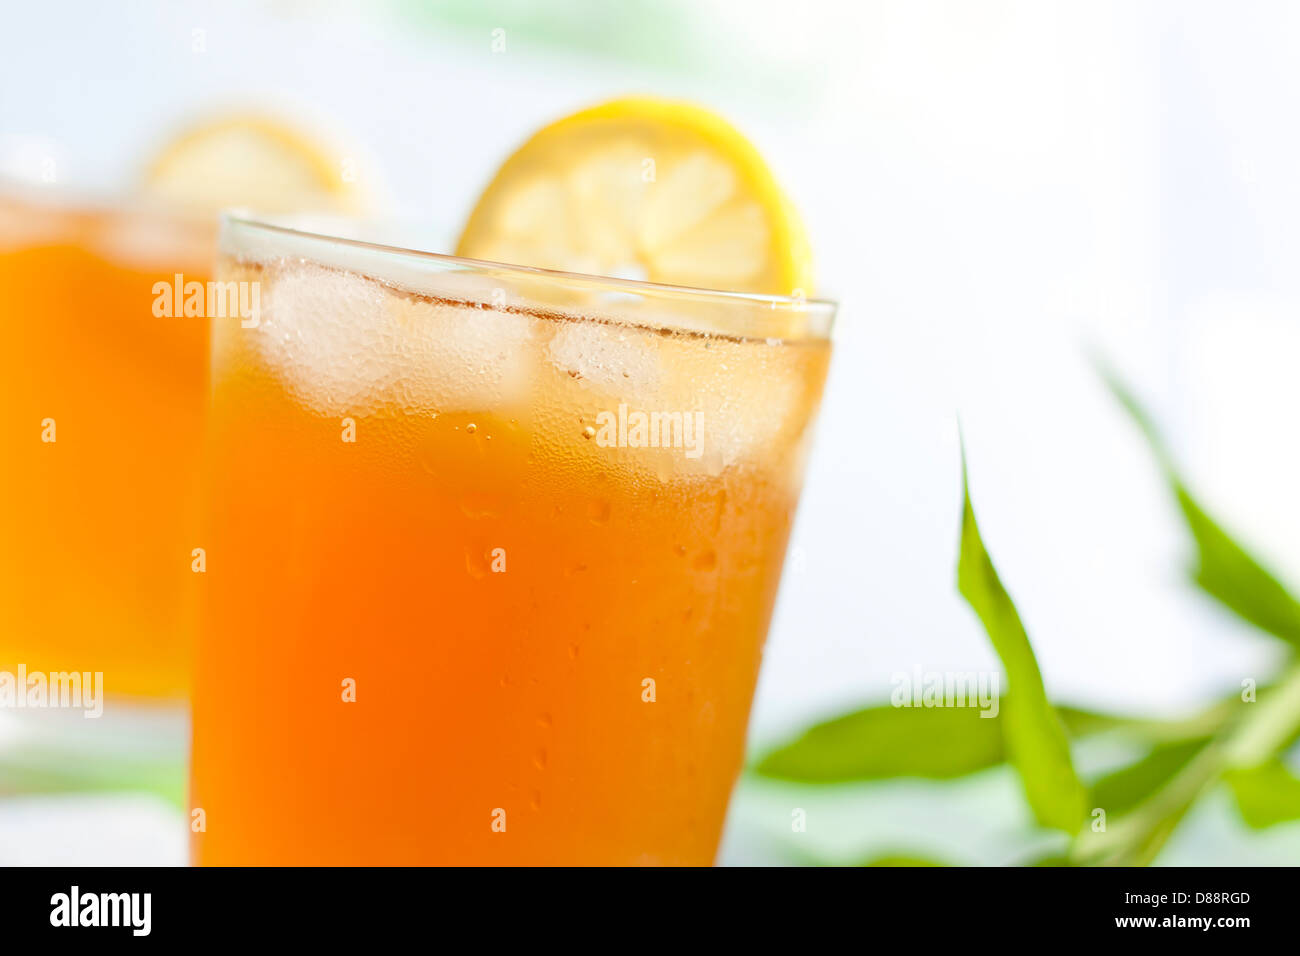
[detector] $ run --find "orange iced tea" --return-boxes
[192,217,832,864]
[0,191,211,699]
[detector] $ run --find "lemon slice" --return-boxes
[456,97,812,297]
[142,114,365,215]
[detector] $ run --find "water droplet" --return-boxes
[581,425,596,440]
[710,489,728,534]
[567,643,580,660]
[674,544,687,557]
[530,791,542,811]
[459,492,500,518]
[465,422,477,434]
[465,546,491,579]
[533,749,548,770]
[693,549,717,571]
[536,713,552,729]
[587,498,611,524]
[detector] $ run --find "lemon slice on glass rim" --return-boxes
[142,113,368,215]
[456,97,814,300]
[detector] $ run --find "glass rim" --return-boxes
[0,175,206,222]
[0,175,125,211]
[220,212,837,337]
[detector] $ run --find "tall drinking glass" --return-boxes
[192,215,834,864]
[0,188,212,702]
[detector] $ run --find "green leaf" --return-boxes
[1074,670,1300,864]
[1056,707,1137,738]
[1088,738,1210,819]
[1225,759,1300,829]
[752,704,1004,783]
[1071,743,1221,866]
[957,450,1086,832]
[1175,490,1300,648]
[1101,364,1300,648]
[750,699,1214,786]
[0,752,186,809]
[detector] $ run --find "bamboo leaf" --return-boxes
[1101,364,1300,648]
[1088,738,1210,819]
[957,450,1086,832]
[753,704,1004,783]
[1224,758,1300,828]
[752,701,1213,785]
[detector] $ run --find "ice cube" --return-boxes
[546,319,661,396]
[253,262,537,417]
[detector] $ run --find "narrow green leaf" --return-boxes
[1074,671,1300,864]
[1088,738,1210,819]
[1175,490,1300,648]
[1076,658,1300,868]
[1225,759,1300,829]
[752,704,1004,783]
[957,451,1086,832]
[1101,364,1300,648]
[751,700,1213,786]
[1071,742,1222,866]
[1057,704,1218,742]
[1055,707,1136,738]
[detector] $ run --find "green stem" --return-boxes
[1071,663,1300,865]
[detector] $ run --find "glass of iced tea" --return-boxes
[0,187,213,702]
[191,214,833,864]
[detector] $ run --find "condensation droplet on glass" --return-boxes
[465,546,490,579]
[587,498,611,524]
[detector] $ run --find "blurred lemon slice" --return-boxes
[143,114,364,214]
[456,97,813,297]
